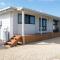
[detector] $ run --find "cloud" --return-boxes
[0,2,6,6]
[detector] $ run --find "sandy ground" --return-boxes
[0,37,60,60]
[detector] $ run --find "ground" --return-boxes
[0,37,60,60]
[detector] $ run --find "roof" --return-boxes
[0,6,60,20]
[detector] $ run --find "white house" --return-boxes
[0,7,60,42]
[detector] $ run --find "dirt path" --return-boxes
[0,37,60,60]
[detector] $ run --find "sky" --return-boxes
[0,0,60,16]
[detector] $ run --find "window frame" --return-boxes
[18,13,22,24]
[24,14,30,24]
[42,18,47,31]
[39,18,47,31]
[25,14,35,24]
[30,15,35,24]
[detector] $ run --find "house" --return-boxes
[0,7,60,44]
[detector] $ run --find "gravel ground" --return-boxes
[0,37,60,60]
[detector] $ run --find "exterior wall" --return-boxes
[12,12,36,35]
[0,13,10,31]
[13,13,36,35]
[35,16,53,33]
[24,24,36,34]
[57,20,60,31]
[9,11,60,39]
[47,18,53,32]
[12,12,22,35]
[35,16,40,33]
[0,10,55,41]
[12,12,18,35]
[9,12,14,38]
[12,12,54,35]
[0,12,10,40]
[0,8,59,42]
[10,12,22,36]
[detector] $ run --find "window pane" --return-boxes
[25,15,30,24]
[42,20,45,26]
[39,18,41,27]
[18,14,22,24]
[42,18,47,31]
[53,20,58,25]
[42,18,47,26]
[42,27,47,31]
[25,14,35,24]
[39,18,41,31]
[30,16,35,24]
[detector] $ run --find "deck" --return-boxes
[5,32,60,47]
[22,32,60,44]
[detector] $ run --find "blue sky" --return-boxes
[0,0,60,16]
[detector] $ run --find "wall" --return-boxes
[12,12,22,35]
[12,11,54,35]
[13,12,36,35]
[0,12,10,40]
[35,16,53,33]
[47,18,53,32]
[57,20,60,31]
[13,12,54,35]
[24,24,36,34]
[12,12,19,35]
[0,13,10,31]
[35,16,40,33]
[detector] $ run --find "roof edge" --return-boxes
[0,6,60,19]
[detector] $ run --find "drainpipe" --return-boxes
[41,16,42,35]
[22,11,25,44]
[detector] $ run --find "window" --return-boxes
[18,14,22,24]
[39,18,41,31]
[53,20,58,25]
[42,18,47,31]
[18,14,35,24]
[53,20,59,32]
[39,18,47,31]
[25,14,35,24]
[30,16,35,24]
[25,15,30,24]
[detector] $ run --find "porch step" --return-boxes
[5,35,23,47]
